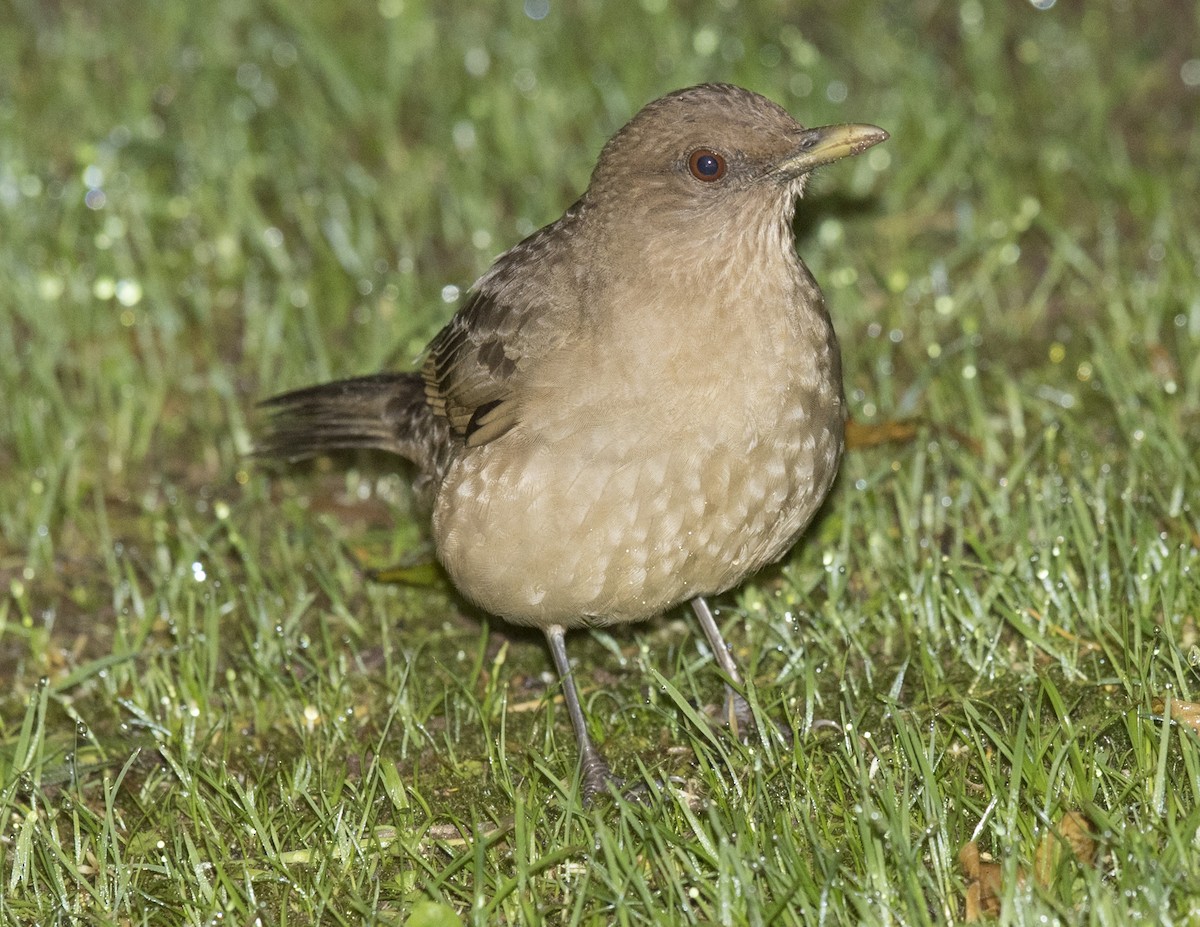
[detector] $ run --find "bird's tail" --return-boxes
[256,372,451,480]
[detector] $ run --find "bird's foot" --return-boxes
[720,687,795,748]
[579,748,688,805]
[580,746,616,805]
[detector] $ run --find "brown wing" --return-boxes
[421,200,587,448]
[422,287,525,446]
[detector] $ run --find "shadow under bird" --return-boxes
[258,83,887,800]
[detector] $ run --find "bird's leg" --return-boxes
[545,624,613,802]
[690,596,755,738]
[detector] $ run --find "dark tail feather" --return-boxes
[257,373,450,478]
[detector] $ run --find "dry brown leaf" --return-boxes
[845,417,919,449]
[961,810,1096,921]
[1152,696,1200,735]
[959,841,1004,922]
[845,417,983,454]
[1033,810,1095,886]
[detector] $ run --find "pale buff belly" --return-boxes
[431,407,843,628]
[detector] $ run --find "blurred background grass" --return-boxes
[1,0,1198,923]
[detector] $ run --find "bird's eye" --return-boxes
[687,149,727,182]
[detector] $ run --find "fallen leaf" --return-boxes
[959,841,1003,922]
[1033,810,1095,886]
[961,810,1096,921]
[845,417,983,454]
[845,417,918,449]
[1152,696,1200,735]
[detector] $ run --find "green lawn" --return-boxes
[2,1,1198,923]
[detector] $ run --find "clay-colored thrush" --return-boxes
[259,83,887,799]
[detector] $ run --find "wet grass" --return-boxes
[2,0,1199,923]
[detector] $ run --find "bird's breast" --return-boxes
[432,275,844,627]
